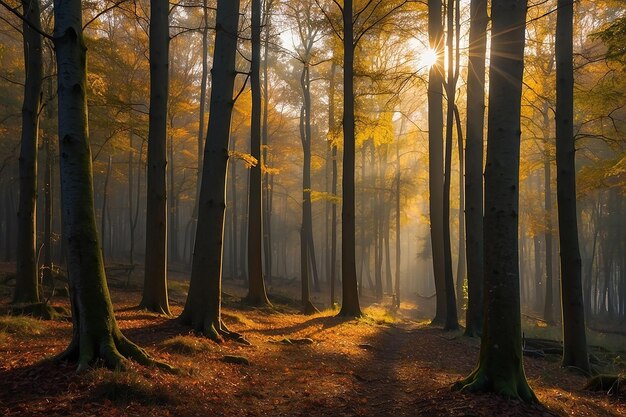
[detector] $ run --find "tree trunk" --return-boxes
[463,0,487,338]
[338,0,362,317]
[454,0,536,402]
[245,0,271,306]
[14,0,43,304]
[101,155,112,263]
[262,0,274,284]
[543,109,555,324]
[42,134,53,289]
[442,0,459,330]
[329,61,338,307]
[556,0,589,373]
[454,106,466,313]
[53,0,160,370]
[180,0,246,342]
[141,0,171,315]
[428,0,447,325]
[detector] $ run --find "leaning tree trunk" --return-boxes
[464,0,487,337]
[141,0,171,315]
[454,0,536,402]
[338,0,362,317]
[53,0,162,371]
[245,0,271,306]
[427,0,447,325]
[14,0,43,304]
[556,0,589,373]
[180,0,245,342]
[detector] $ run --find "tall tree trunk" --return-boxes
[463,0,487,338]
[42,134,53,289]
[543,108,555,324]
[442,0,459,330]
[141,0,171,315]
[14,0,43,304]
[262,0,274,284]
[180,0,246,342]
[245,0,271,306]
[53,0,160,370]
[338,0,362,317]
[428,0,447,325]
[231,160,238,280]
[454,106,466,313]
[556,0,589,373]
[394,121,403,309]
[329,61,338,307]
[454,0,536,402]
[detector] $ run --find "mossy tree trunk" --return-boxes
[53,0,159,371]
[14,0,43,305]
[338,0,362,318]
[180,0,244,342]
[454,0,536,403]
[141,0,171,315]
[556,0,589,374]
[245,0,271,307]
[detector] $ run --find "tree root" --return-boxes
[453,367,538,404]
[303,300,319,315]
[56,330,174,373]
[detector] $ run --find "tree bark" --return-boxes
[442,0,459,330]
[464,0,487,338]
[180,0,246,342]
[338,0,362,317]
[245,0,271,306]
[428,0,447,325]
[555,0,589,373]
[141,0,171,315]
[329,61,338,307]
[14,0,43,304]
[454,0,536,402]
[53,0,160,370]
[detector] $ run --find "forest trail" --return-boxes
[0,284,624,416]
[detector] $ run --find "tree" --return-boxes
[454,0,536,402]
[14,0,43,304]
[53,0,162,370]
[245,0,271,306]
[338,0,362,317]
[463,0,487,337]
[427,0,446,325]
[441,0,459,330]
[555,0,589,373]
[141,0,171,315]
[180,0,246,341]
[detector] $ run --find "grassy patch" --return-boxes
[0,315,47,336]
[89,369,173,405]
[160,335,215,355]
[222,311,253,327]
[361,306,398,325]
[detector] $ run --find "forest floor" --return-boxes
[0,265,624,416]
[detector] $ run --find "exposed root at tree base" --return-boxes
[302,301,319,315]
[453,367,538,404]
[55,331,174,373]
[182,317,251,346]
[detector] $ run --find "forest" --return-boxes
[0,0,625,415]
